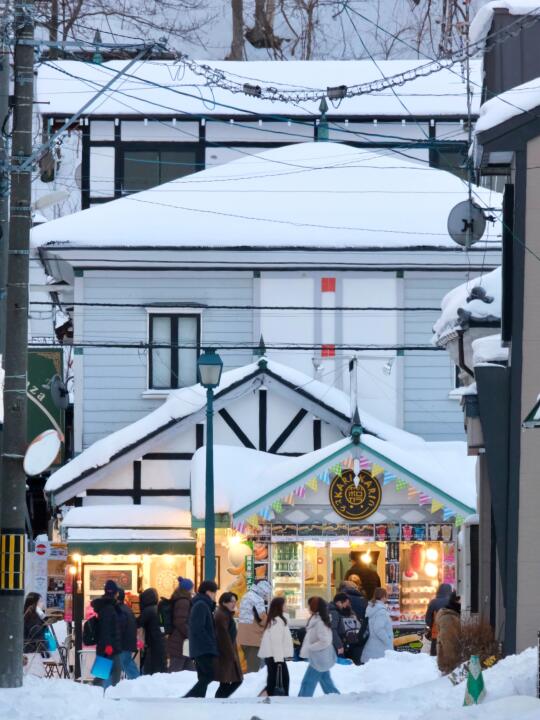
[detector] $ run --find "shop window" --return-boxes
[149,314,200,389]
[122,147,198,194]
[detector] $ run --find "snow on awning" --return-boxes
[191,437,476,529]
[472,333,509,365]
[62,505,195,554]
[32,143,502,251]
[475,77,540,135]
[469,1,540,48]
[432,267,501,347]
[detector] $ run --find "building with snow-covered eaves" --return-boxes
[33,142,502,451]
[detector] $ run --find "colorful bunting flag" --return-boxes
[371,463,384,477]
[407,486,419,498]
[284,493,295,505]
[418,492,431,506]
[247,514,259,528]
[359,456,371,469]
[443,508,456,521]
[455,515,465,528]
[271,500,283,513]
[294,485,306,498]
[320,470,331,485]
[330,463,342,477]
[342,456,353,470]
[383,471,396,485]
[306,476,318,492]
[431,500,444,514]
[395,478,408,491]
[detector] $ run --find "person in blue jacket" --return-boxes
[184,580,219,697]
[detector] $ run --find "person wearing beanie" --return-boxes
[90,580,122,689]
[117,589,140,680]
[167,577,194,672]
[184,580,218,697]
[138,588,167,675]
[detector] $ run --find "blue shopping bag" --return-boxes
[43,627,57,652]
[336,656,353,665]
[91,655,113,680]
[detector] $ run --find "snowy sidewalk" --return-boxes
[2,649,538,720]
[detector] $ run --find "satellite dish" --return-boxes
[24,429,62,476]
[50,374,69,409]
[447,200,487,247]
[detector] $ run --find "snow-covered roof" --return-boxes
[62,504,191,528]
[432,267,501,346]
[472,333,509,364]
[469,1,540,46]
[32,142,502,251]
[190,436,476,518]
[45,357,424,501]
[37,59,481,118]
[475,76,540,135]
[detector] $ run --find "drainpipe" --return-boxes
[458,330,475,378]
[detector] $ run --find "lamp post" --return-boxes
[197,348,223,582]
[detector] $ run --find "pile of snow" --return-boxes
[470,1,540,46]
[45,357,424,498]
[32,143,502,251]
[432,267,501,346]
[472,333,509,364]
[476,76,540,134]
[3,647,538,720]
[37,59,482,118]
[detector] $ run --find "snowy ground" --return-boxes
[2,649,538,720]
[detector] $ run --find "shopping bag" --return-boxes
[273,663,287,696]
[43,627,57,652]
[91,655,113,680]
[336,656,353,665]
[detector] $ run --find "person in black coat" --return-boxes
[338,580,368,620]
[184,580,218,698]
[117,589,140,679]
[425,583,452,656]
[23,592,47,654]
[138,587,167,675]
[91,580,122,688]
[345,552,381,601]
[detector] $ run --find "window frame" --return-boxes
[119,141,202,195]
[148,311,201,390]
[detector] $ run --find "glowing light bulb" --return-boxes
[361,552,371,564]
[424,562,438,578]
[426,548,439,562]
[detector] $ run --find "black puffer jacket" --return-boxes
[117,601,138,653]
[344,587,368,620]
[91,595,121,657]
[138,588,167,674]
[188,593,217,659]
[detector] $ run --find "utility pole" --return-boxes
[0,0,34,688]
[0,1,9,352]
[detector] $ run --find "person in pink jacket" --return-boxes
[258,597,294,696]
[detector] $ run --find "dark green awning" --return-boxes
[68,540,196,555]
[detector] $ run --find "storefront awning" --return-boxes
[67,540,196,555]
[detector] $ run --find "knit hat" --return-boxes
[178,577,194,591]
[104,579,118,595]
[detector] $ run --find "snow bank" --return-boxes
[472,333,509,364]
[432,267,501,346]
[32,142,502,251]
[476,76,540,134]
[470,1,540,46]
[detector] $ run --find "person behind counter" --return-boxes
[168,577,194,672]
[298,597,340,697]
[138,588,167,675]
[425,583,452,657]
[214,592,243,698]
[258,597,294,696]
[184,580,219,698]
[91,580,122,688]
[361,588,394,663]
[345,551,381,601]
[116,589,139,680]
[237,579,271,673]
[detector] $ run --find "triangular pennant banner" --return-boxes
[294,485,306,498]
[342,456,353,470]
[330,463,342,478]
[431,500,444,514]
[443,508,456,521]
[383,471,396,485]
[418,492,431,506]
[371,463,384,477]
[306,476,318,492]
[407,486,419,498]
[359,456,371,469]
[455,515,465,528]
[395,478,408,491]
[271,500,283,513]
[247,514,259,528]
[284,493,295,505]
[320,470,331,485]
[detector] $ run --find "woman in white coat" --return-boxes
[298,597,340,697]
[258,597,294,696]
[361,587,394,663]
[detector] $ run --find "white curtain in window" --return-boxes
[178,317,198,387]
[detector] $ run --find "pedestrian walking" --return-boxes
[361,588,394,663]
[184,580,219,698]
[436,591,462,674]
[167,577,194,672]
[116,589,140,680]
[138,588,167,675]
[425,583,452,656]
[258,597,294,696]
[298,597,340,697]
[214,592,243,698]
[328,592,364,665]
[237,579,271,673]
[91,580,122,688]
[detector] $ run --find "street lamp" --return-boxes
[197,348,223,582]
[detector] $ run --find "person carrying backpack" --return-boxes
[425,583,452,656]
[328,592,366,665]
[237,580,271,673]
[138,588,167,675]
[90,580,122,689]
[167,577,194,671]
[117,589,139,680]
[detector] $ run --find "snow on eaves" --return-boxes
[37,59,482,119]
[32,143,502,251]
[62,504,191,529]
[476,76,540,135]
[472,333,509,364]
[469,1,540,46]
[432,266,501,346]
[45,357,424,497]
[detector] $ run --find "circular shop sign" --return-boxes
[329,469,382,521]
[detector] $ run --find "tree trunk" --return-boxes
[226,0,244,59]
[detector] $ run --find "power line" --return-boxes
[30,301,442,311]
[27,340,444,351]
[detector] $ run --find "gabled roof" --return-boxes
[32,143,502,252]
[45,357,424,506]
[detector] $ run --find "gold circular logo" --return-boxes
[329,469,382,521]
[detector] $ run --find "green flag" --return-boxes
[464,655,486,705]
